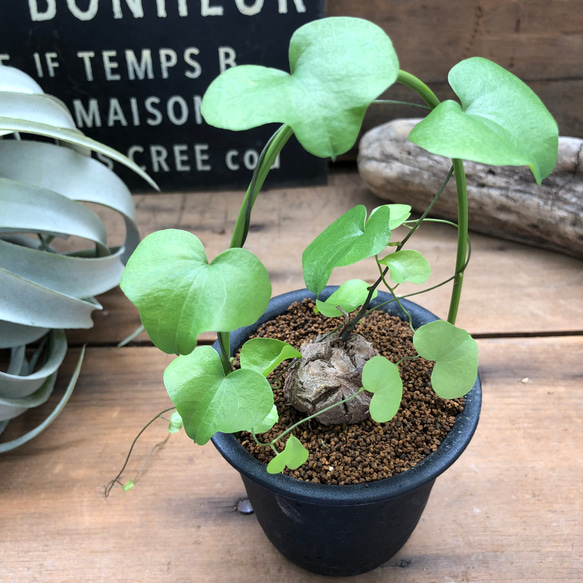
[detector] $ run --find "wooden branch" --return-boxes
[358,119,583,259]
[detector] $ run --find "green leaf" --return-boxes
[201,17,399,159]
[303,205,392,295]
[123,480,134,492]
[240,338,301,377]
[413,321,478,399]
[266,435,309,474]
[409,57,558,184]
[164,346,274,445]
[369,204,411,230]
[120,229,272,355]
[361,356,403,422]
[248,404,279,434]
[315,279,378,318]
[168,411,183,434]
[379,249,431,284]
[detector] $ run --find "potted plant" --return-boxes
[117,17,558,576]
[0,65,155,451]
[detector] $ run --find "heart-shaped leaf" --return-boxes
[409,57,558,184]
[315,279,378,318]
[413,321,478,399]
[303,205,392,295]
[164,346,274,445]
[248,404,279,435]
[267,435,309,474]
[240,338,301,377]
[120,229,272,355]
[201,17,399,159]
[167,411,183,434]
[369,204,412,230]
[361,356,403,422]
[379,249,431,284]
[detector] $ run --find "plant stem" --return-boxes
[396,70,441,109]
[217,331,232,375]
[340,166,454,342]
[218,125,294,373]
[230,124,294,249]
[374,99,431,111]
[448,158,469,324]
[104,406,176,497]
[397,166,454,251]
[397,69,469,325]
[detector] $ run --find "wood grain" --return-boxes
[2,169,582,582]
[69,171,583,347]
[358,119,583,258]
[1,336,581,582]
[327,0,583,152]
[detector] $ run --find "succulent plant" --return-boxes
[0,65,155,450]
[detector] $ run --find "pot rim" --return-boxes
[212,287,481,505]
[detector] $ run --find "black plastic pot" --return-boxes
[212,287,481,576]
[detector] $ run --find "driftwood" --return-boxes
[357,119,583,259]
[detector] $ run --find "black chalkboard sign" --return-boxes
[0,1,326,192]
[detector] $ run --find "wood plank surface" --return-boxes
[328,0,583,141]
[70,170,583,347]
[1,336,581,582]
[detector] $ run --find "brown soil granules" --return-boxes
[237,299,464,485]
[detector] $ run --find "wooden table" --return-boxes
[1,171,582,582]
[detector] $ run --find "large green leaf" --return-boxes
[409,57,558,184]
[201,17,399,159]
[164,346,274,445]
[303,205,393,295]
[120,229,272,355]
[413,321,478,399]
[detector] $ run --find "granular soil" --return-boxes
[237,299,464,485]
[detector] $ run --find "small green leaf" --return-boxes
[123,480,134,492]
[315,279,377,318]
[413,321,478,399]
[201,17,399,159]
[121,229,272,355]
[369,204,411,230]
[303,205,392,295]
[240,338,301,377]
[164,346,274,445]
[249,404,279,434]
[267,435,309,474]
[168,411,183,434]
[379,250,431,284]
[361,356,403,422]
[409,57,558,184]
